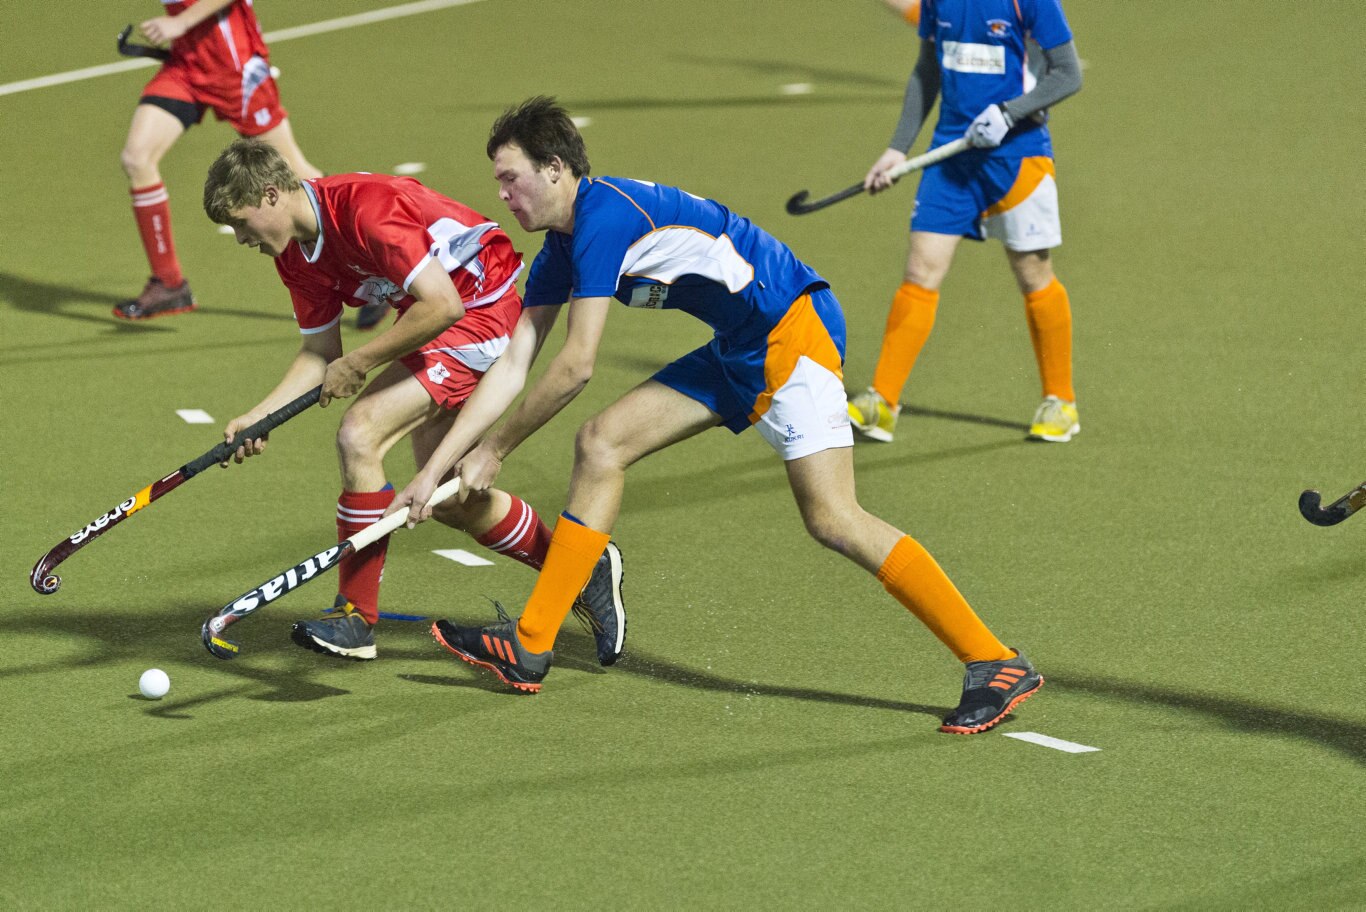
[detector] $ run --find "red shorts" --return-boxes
[141,57,286,136]
[397,285,523,410]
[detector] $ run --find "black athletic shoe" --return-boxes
[113,277,196,320]
[939,650,1043,734]
[355,300,390,330]
[431,603,550,693]
[291,598,377,660]
[570,541,626,666]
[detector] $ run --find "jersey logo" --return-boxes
[353,275,405,308]
[627,283,669,309]
[426,363,451,385]
[253,108,271,127]
[941,40,1007,75]
[986,18,1011,37]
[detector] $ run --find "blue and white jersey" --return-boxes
[523,177,828,345]
[921,0,1072,158]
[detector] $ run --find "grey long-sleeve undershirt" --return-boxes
[888,38,1083,152]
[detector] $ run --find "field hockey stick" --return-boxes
[1298,481,1366,527]
[30,386,322,595]
[201,477,462,659]
[785,138,970,216]
[116,24,172,61]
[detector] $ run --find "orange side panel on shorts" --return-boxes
[748,293,843,424]
[982,156,1056,219]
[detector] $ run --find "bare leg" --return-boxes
[256,118,322,180]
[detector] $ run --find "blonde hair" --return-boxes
[203,138,301,224]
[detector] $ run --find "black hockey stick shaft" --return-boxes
[785,138,970,216]
[116,24,172,61]
[30,386,321,594]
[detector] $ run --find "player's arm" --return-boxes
[434,295,610,512]
[1001,40,1083,124]
[390,302,563,523]
[318,259,464,407]
[480,295,610,460]
[220,324,342,465]
[140,0,238,45]
[866,36,941,192]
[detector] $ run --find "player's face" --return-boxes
[493,144,562,232]
[226,192,292,257]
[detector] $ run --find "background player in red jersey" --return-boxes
[116,0,324,321]
[201,138,624,663]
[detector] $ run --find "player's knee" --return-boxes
[800,511,855,556]
[334,411,380,461]
[574,418,624,472]
[119,143,154,179]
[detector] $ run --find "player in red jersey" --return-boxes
[201,138,625,663]
[116,0,324,321]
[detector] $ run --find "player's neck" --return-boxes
[548,176,579,234]
[287,188,320,244]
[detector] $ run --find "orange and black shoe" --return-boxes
[940,650,1043,734]
[431,602,551,694]
[113,277,197,320]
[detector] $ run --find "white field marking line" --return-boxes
[1002,732,1100,753]
[393,162,427,175]
[433,549,494,567]
[0,0,488,98]
[780,82,814,95]
[175,409,214,424]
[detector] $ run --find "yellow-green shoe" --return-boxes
[1028,396,1080,442]
[847,387,900,442]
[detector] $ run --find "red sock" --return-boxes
[475,495,552,570]
[336,488,396,625]
[130,183,183,287]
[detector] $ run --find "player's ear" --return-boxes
[262,185,280,206]
[547,156,563,183]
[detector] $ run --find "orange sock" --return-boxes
[515,513,610,653]
[877,536,1012,663]
[871,281,938,407]
[1024,278,1075,402]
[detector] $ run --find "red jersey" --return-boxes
[163,0,271,75]
[276,174,524,333]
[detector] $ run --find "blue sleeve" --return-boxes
[522,236,572,307]
[1023,0,1073,50]
[568,188,652,298]
[918,0,936,40]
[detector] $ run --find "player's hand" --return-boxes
[863,149,907,194]
[456,444,502,504]
[139,16,187,46]
[965,104,1013,148]
[220,414,268,467]
[320,355,366,407]
[388,471,441,529]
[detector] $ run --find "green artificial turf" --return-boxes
[1,1,1363,908]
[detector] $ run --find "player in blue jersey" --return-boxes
[390,97,1042,734]
[847,0,1084,443]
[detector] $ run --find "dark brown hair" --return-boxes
[486,96,590,178]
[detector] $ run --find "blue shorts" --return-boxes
[653,286,853,460]
[912,151,1060,247]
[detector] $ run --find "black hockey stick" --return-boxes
[201,478,461,658]
[30,386,321,594]
[1298,482,1366,527]
[786,138,969,216]
[117,24,171,61]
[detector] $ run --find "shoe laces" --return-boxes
[569,601,605,634]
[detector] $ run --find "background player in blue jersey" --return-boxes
[390,97,1043,734]
[847,0,1084,442]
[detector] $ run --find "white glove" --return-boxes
[965,104,1013,148]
